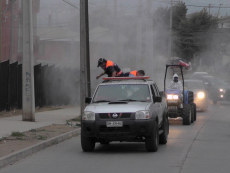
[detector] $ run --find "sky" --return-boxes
[85,0,230,16]
[40,0,230,17]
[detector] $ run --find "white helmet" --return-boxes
[173,74,179,82]
[173,74,178,78]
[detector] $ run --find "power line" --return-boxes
[185,4,230,8]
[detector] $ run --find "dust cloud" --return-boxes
[36,0,230,105]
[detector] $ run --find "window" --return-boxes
[93,84,151,102]
[154,84,160,96]
[150,85,156,97]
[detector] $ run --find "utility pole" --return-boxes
[22,0,35,121]
[0,0,2,62]
[136,0,143,70]
[114,0,119,63]
[208,4,211,15]
[10,0,16,63]
[217,4,222,17]
[85,0,91,98]
[168,0,173,60]
[169,0,174,74]
[80,0,90,114]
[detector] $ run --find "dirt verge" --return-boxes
[0,123,79,158]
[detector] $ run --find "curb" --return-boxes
[0,128,81,169]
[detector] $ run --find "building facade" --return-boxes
[0,0,40,63]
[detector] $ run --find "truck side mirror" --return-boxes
[85,97,92,104]
[154,96,162,103]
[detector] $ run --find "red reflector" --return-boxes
[103,76,150,80]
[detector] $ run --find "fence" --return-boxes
[0,60,79,112]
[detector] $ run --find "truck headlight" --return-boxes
[135,111,150,119]
[197,92,205,98]
[82,112,95,121]
[219,89,226,93]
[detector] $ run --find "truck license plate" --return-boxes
[106,121,123,127]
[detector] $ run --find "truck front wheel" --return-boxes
[145,121,159,152]
[81,135,95,152]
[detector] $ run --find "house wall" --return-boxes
[1,0,40,62]
[38,41,66,62]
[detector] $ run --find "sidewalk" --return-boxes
[0,107,80,139]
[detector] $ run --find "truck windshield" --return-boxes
[93,84,151,103]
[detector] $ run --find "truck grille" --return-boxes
[99,113,132,119]
[120,113,131,118]
[99,113,110,119]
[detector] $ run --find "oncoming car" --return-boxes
[184,80,208,112]
[81,77,169,152]
[202,76,230,104]
[190,72,209,80]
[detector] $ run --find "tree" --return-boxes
[174,9,218,60]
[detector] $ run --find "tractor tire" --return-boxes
[191,104,194,123]
[188,91,194,104]
[145,121,159,152]
[183,105,192,125]
[81,135,95,152]
[159,115,169,144]
[193,103,197,121]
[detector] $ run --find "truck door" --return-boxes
[150,85,162,124]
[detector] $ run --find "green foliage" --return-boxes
[11,131,25,137]
[174,9,218,59]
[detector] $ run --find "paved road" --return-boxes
[1,103,230,173]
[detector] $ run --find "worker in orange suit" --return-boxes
[96,58,123,79]
[124,70,145,77]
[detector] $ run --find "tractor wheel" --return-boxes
[188,91,194,104]
[193,103,197,121]
[183,105,192,125]
[191,104,194,123]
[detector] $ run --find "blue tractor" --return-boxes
[164,65,196,125]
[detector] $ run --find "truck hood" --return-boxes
[85,102,151,113]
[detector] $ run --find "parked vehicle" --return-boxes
[81,76,169,152]
[202,76,230,104]
[164,65,196,125]
[184,80,208,112]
